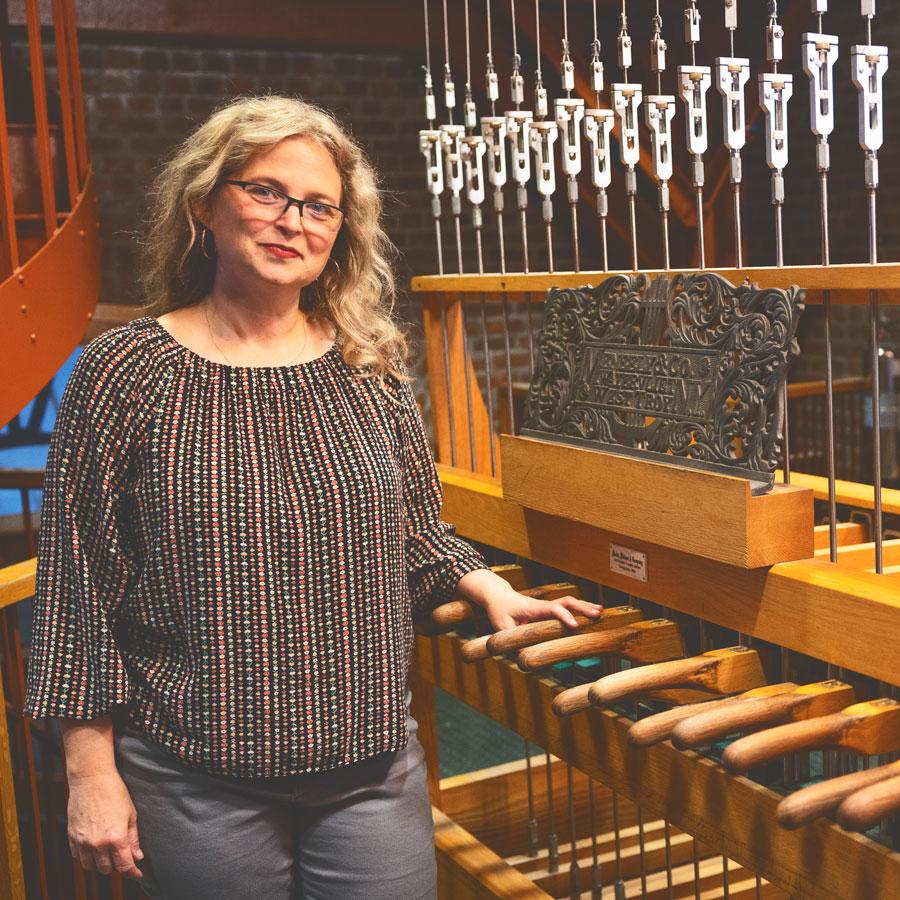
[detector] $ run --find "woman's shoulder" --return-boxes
[62,317,175,431]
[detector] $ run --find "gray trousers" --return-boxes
[113,693,438,900]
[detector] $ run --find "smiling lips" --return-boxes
[261,243,301,258]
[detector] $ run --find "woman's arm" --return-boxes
[58,717,144,880]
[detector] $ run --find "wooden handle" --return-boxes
[722,713,848,774]
[776,760,900,830]
[836,772,900,832]
[551,683,592,717]
[488,614,603,655]
[520,582,582,601]
[671,692,798,749]
[460,634,493,662]
[627,695,747,749]
[518,626,635,672]
[487,607,641,655]
[588,656,712,706]
[430,599,480,628]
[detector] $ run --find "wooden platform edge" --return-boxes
[433,806,553,900]
[438,465,900,685]
[417,633,899,900]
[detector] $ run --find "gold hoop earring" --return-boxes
[199,226,215,259]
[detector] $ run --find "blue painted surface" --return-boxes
[0,345,82,515]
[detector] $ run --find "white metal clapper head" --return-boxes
[461,135,486,207]
[802,33,839,139]
[758,73,793,171]
[583,108,614,190]
[644,96,676,183]
[481,116,508,189]
[418,129,444,197]
[529,120,558,199]
[611,83,642,168]
[851,44,888,154]
[505,110,533,187]
[555,98,584,178]
[439,124,465,195]
[715,57,750,152]
[678,65,712,157]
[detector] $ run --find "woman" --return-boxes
[24,95,602,899]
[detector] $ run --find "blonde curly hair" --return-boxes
[136,93,410,384]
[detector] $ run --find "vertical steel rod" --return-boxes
[479,295,497,477]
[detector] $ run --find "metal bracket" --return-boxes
[715,57,750,152]
[802,33,839,139]
[758,73,793,171]
[505,110,533,187]
[583,109,615,190]
[611,83,643,168]
[555,98,585,178]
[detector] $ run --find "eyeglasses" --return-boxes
[222,180,346,233]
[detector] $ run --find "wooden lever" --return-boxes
[552,683,593,718]
[671,680,855,749]
[518,619,684,672]
[425,574,578,632]
[460,604,639,663]
[836,772,900,832]
[588,646,766,708]
[723,698,900,774]
[776,760,900,829]
[627,683,798,749]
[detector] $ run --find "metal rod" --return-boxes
[567,764,580,899]
[733,180,743,268]
[588,778,602,900]
[501,293,516,433]
[439,302,458,467]
[696,185,706,268]
[479,294,498,477]
[546,750,559,872]
[628,195,638,270]
[525,739,539,856]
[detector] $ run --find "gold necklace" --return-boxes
[203,302,310,367]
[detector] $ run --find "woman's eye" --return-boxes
[306,203,331,219]
[248,185,280,202]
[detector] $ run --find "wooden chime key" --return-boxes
[777,759,900,830]
[627,683,799,749]
[723,698,900,775]
[550,620,686,718]
[671,680,856,749]
[588,646,767,708]
[836,771,900,833]
[460,604,642,663]
[519,618,684,673]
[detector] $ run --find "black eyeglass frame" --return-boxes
[221,180,347,229]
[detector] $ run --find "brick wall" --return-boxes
[12,12,900,431]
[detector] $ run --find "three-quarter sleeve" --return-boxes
[390,367,487,614]
[23,336,142,720]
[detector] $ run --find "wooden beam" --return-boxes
[416,632,900,900]
[411,263,900,296]
[432,806,553,900]
[437,466,900,685]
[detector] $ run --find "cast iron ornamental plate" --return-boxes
[520,272,805,494]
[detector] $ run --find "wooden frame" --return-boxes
[414,631,900,900]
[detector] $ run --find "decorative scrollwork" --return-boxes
[521,273,805,490]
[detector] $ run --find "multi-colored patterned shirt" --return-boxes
[23,315,487,779]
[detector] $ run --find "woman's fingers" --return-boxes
[110,839,144,880]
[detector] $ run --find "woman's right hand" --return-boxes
[66,771,144,880]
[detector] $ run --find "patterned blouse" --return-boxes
[23,315,487,779]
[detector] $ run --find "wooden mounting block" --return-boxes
[500,434,814,568]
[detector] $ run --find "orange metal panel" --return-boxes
[0,169,100,429]
[24,0,58,241]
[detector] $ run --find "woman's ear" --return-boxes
[190,198,212,231]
